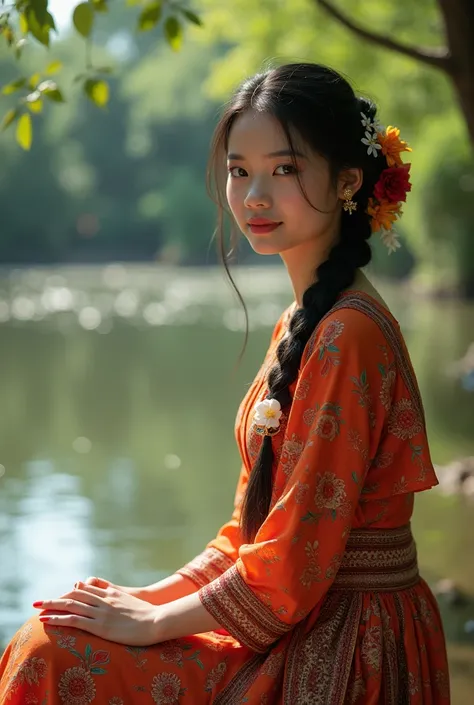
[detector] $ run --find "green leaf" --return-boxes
[46,12,56,30]
[164,16,182,51]
[3,24,15,46]
[73,2,94,38]
[27,8,50,46]
[181,9,202,26]
[84,78,109,107]
[92,0,108,11]
[46,60,63,75]
[19,13,29,34]
[195,658,204,669]
[327,344,339,352]
[90,667,107,674]
[301,511,321,524]
[361,369,367,385]
[16,112,32,150]
[69,649,84,660]
[26,90,43,113]
[2,77,27,95]
[1,108,19,132]
[138,2,162,32]
[378,363,386,377]
[330,509,337,521]
[38,79,65,102]
[31,0,49,26]
[351,471,359,484]
[27,99,43,113]
[28,73,41,89]
[85,644,92,660]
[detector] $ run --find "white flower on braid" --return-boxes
[380,228,401,254]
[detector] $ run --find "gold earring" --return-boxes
[343,187,357,215]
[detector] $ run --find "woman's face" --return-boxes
[226,110,342,257]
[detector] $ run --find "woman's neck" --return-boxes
[280,239,334,307]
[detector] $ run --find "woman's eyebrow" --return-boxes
[227,149,306,160]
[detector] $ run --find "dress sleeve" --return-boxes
[175,464,248,588]
[198,310,395,651]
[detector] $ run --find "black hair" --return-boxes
[208,63,387,542]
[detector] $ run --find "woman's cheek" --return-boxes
[226,183,244,224]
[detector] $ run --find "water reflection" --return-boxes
[0,265,473,700]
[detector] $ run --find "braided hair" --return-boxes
[208,64,388,542]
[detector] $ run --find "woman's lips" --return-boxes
[247,219,281,235]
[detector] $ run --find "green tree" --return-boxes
[1,1,474,146]
[0,0,201,147]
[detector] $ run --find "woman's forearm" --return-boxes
[140,574,198,606]
[156,591,222,640]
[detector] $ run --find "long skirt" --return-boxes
[0,526,450,704]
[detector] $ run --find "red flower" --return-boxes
[374,164,411,203]
[91,650,109,666]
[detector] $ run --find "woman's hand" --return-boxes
[83,576,145,600]
[33,582,163,646]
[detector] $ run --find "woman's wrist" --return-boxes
[139,574,199,606]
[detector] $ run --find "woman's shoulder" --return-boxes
[305,291,401,363]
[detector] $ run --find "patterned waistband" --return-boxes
[331,524,419,592]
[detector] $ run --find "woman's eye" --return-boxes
[228,166,247,178]
[274,164,298,176]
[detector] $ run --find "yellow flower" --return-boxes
[377,126,412,167]
[367,198,401,233]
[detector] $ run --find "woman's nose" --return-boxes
[244,183,272,210]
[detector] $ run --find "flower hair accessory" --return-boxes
[360,113,412,254]
[253,398,282,436]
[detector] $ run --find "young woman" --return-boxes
[0,63,449,704]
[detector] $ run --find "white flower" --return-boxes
[361,130,382,157]
[254,398,282,429]
[373,119,385,134]
[380,228,401,254]
[360,112,373,129]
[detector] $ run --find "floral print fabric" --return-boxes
[0,291,449,704]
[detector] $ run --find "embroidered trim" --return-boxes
[283,592,363,704]
[199,563,291,653]
[213,653,267,704]
[176,548,235,589]
[332,525,419,592]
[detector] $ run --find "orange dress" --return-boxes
[0,290,450,704]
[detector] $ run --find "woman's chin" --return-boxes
[247,237,284,257]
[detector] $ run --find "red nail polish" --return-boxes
[39,617,49,623]
[33,601,43,607]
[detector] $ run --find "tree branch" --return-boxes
[315,0,451,73]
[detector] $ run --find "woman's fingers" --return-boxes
[84,576,110,588]
[34,598,96,618]
[76,582,110,598]
[39,614,97,631]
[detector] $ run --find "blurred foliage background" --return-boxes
[0,0,473,294]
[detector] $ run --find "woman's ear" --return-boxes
[337,167,363,200]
